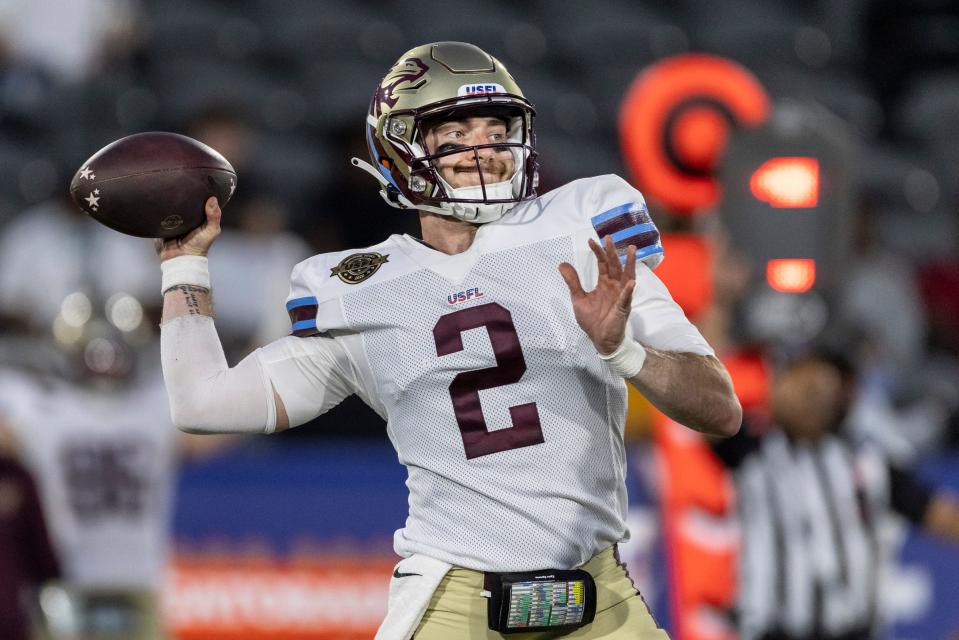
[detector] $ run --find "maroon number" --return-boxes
[433,302,544,459]
[61,440,149,521]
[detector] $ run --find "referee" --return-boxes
[713,351,959,640]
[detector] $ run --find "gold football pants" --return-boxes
[413,546,671,639]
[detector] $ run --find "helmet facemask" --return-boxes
[404,105,537,223]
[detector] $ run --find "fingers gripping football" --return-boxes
[559,236,637,356]
[155,197,222,262]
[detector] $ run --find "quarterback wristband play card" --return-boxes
[484,569,597,634]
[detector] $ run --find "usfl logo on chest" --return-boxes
[447,287,485,305]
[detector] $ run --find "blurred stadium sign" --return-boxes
[720,100,858,295]
[163,553,392,639]
[619,54,770,216]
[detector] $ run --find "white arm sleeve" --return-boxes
[161,315,358,433]
[161,315,277,434]
[254,333,358,428]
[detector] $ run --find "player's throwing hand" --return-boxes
[559,236,637,356]
[154,196,222,262]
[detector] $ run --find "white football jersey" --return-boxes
[0,369,175,589]
[257,175,713,572]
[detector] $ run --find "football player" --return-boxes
[0,321,175,640]
[157,42,741,639]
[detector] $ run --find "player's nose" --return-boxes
[476,146,495,161]
[474,136,497,159]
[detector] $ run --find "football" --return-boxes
[69,132,237,238]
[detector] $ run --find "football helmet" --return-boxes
[352,42,538,223]
[49,291,140,387]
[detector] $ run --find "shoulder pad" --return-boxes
[283,238,416,336]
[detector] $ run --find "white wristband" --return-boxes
[161,255,210,294]
[598,336,647,378]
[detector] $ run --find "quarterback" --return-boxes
[157,42,740,639]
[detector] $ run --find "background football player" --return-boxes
[0,308,236,640]
[0,318,174,640]
[156,42,741,639]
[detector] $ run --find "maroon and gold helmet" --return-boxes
[352,41,538,223]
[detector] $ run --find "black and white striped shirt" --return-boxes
[713,424,932,640]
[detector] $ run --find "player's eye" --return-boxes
[490,133,509,152]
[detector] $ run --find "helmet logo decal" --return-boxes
[374,58,429,117]
[330,252,390,284]
[457,83,505,96]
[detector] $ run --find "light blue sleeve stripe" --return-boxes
[286,295,318,311]
[609,223,658,244]
[590,202,644,226]
[291,319,317,331]
[619,243,664,265]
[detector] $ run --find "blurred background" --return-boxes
[0,0,957,639]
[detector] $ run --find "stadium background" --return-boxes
[0,0,958,638]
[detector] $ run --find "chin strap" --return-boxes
[351,158,400,199]
[352,157,410,211]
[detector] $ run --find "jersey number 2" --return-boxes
[433,302,544,459]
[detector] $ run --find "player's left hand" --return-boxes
[559,236,636,356]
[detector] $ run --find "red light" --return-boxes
[767,259,816,293]
[670,106,729,172]
[750,157,819,207]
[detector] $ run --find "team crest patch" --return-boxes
[330,252,389,284]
